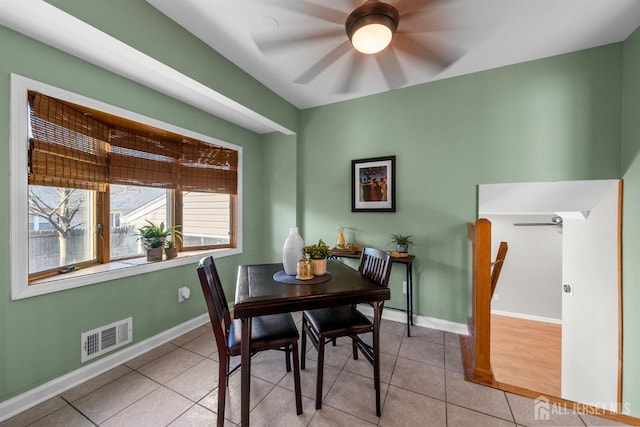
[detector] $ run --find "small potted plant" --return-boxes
[164,238,179,259]
[390,234,413,254]
[138,220,182,261]
[304,238,331,276]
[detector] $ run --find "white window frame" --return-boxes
[10,74,243,300]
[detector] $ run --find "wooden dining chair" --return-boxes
[301,247,393,412]
[196,256,302,426]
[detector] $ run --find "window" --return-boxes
[182,192,232,247]
[109,185,167,260]
[29,186,95,275]
[11,75,242,299]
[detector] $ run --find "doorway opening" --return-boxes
[467,179,622,411]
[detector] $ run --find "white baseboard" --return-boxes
[491,309,562,325]
[0,314,209,423]
[357,305,469,336]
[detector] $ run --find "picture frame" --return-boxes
[352,155,396,212]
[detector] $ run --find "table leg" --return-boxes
[373,300,382,417]
[406,264,412,337]
[409,263,414,326]
[240,317,252,426]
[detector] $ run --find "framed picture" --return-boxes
[352,155,396,212]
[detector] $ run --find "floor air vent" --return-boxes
[81,317,132,362]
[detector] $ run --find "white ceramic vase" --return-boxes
[283,227,304,275]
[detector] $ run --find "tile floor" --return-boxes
[0,313,629,426]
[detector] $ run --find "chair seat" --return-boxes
[228,313,299,354]
[304,306,372,336]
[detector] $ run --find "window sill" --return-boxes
[15,248,241,300]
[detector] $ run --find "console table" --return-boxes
[330,250,415,336]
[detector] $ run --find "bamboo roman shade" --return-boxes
[28,92,109,191]
[28,91,238,194]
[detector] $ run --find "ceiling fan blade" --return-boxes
[513,223,560,227]
[265,0,347,25]
[399,10,456,34]
[253,29,345,54]
[295,41,352,84]
[336,53,366,93]
[394,0,440,15]
[393,33,456,70]
[514,216,563,226]
[374,47,407,89]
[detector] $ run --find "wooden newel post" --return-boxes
[462,218,495,385]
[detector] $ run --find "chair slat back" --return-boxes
[197,256,232,356]
[358,247,393,287]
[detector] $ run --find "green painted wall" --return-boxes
[299,44,622,322]
[0,4,298,402]
[260,132,299,262]
[622,26,640,418]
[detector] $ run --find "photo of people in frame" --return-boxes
[359,166,388,202]
[352,156,395,212]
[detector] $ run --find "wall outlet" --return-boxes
[178,286,191,302]
[563,283,574,296]
[402,280,407,294]
[493,293,500,301]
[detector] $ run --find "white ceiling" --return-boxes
[147,0,640,109]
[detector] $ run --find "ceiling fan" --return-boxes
[513,216,564,227]
[251,0,465,93]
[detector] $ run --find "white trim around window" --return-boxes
[10,74,243,300]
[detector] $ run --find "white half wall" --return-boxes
[561,181,620,409]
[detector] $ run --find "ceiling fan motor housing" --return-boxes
[345,0,400,50]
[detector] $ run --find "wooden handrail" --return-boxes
[491,241,508,297]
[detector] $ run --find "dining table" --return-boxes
[233,259,391,426]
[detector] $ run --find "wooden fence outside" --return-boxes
[29,226,141,273]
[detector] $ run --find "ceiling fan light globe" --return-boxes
[351,23,393,54]
[345,1,399,55]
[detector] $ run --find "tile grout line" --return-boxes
[503,391,517,426]
[83,376,162,426]
[58,395,98,427]
[378,341,401,426]
[162,402,199,427]
[443,357,449,426]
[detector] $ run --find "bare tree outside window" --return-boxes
[28,186,93,272]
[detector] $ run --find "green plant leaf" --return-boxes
[304,238,332,259]
[389,234,414,245]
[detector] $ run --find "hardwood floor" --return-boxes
[490,314,562,397]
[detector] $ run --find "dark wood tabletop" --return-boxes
[234,260,391,318]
